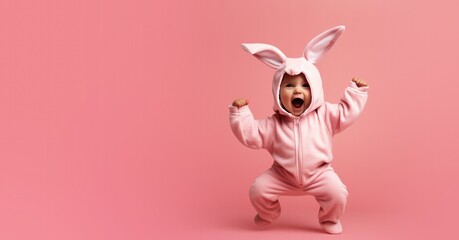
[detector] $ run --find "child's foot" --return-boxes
[254,214,271,226]
[320,221,342,234]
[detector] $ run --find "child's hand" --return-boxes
[232,99,249,108]
[352,77,368,88]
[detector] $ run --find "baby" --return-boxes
[229,26,368,234]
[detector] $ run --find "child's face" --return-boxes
[279,74,311,116]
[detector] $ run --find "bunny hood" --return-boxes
[242,26,345,118]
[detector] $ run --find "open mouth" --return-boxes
[291,98,304,108]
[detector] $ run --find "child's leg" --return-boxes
[249,167,296,225]
[305,169,348,234]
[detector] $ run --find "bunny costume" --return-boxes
[229,26,368,234]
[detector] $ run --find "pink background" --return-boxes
[1,0,458,239]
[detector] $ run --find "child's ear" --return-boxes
[303,26,345,64]
[241,43,287,69]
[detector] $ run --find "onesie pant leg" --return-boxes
[249,167,296,225]
[305,170,348,234]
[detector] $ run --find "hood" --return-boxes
[241,26,345,118]
[272,58,323,117]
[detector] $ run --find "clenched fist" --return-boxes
[232,99,249,108]
[352,77,368,88]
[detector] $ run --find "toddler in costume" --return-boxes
[229,26,368,234]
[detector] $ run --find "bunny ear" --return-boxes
[241,43,287,69]
[304,26,345,64]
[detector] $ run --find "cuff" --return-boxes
[229,105,250,115]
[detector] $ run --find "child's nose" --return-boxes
[294,87,302,94]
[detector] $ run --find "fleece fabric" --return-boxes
[229,81,367,183]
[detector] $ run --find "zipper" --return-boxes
[294,118,303,185]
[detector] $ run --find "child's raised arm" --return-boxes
[321,78,368,135]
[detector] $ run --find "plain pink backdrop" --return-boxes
[1,0,459,239]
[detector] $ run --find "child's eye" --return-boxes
[286,84,294,87]
[302,84,310,88]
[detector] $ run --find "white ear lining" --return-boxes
[241,43,287,69]
[241,26,345,67]
[304,26,345,64]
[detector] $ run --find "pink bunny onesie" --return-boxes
[229,26,368,234]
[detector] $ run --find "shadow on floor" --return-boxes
[225,216,324,234]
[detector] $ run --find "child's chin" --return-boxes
[291,109,304,116]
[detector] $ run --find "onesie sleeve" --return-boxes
[323,81,368,135]
[229,105,275,150]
